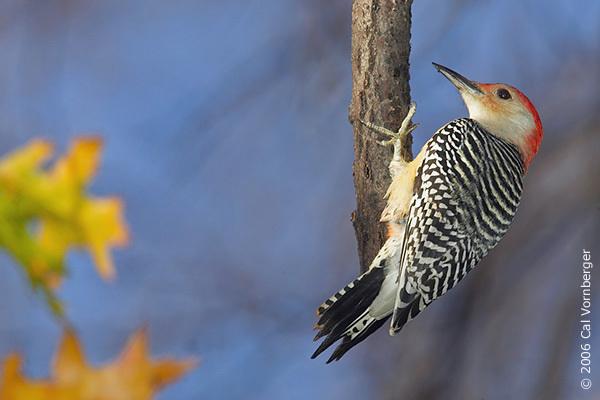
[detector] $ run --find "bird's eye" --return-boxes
[497,88,511,100]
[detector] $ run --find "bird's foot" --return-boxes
[360,102,418,162]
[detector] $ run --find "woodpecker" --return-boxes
[312,63,543,363]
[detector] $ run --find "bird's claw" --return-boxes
[360,102,418,154]
[377,139,395,147]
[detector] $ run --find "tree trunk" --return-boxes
[349,0,414,273]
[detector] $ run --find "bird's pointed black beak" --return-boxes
[432,62,483,95]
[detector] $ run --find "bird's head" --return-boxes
[433,63,543,171]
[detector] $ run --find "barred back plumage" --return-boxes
[390,118,524,332]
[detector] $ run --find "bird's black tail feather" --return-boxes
[312,265,388,363]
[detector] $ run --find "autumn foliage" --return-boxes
[0,137,196,398]
[0,329,196,400]
[0,137,128,311]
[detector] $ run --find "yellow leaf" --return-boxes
[0,136,129,311]
[49,137,102,186]
[80,197,129,280]
[0,328,198,400]
[0,139,53,191]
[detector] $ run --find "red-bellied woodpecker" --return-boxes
[312,63,543,363]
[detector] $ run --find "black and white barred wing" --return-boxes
[390,118,524,333]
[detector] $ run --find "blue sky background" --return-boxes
[0,1,599,399]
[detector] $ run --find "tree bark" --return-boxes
[349,0,413,273]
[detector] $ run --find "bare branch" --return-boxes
[349,0,414,273]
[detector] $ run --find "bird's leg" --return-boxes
[360,102,418,179]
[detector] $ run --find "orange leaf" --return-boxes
[0,328,198,400]
[53,329,86,385]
